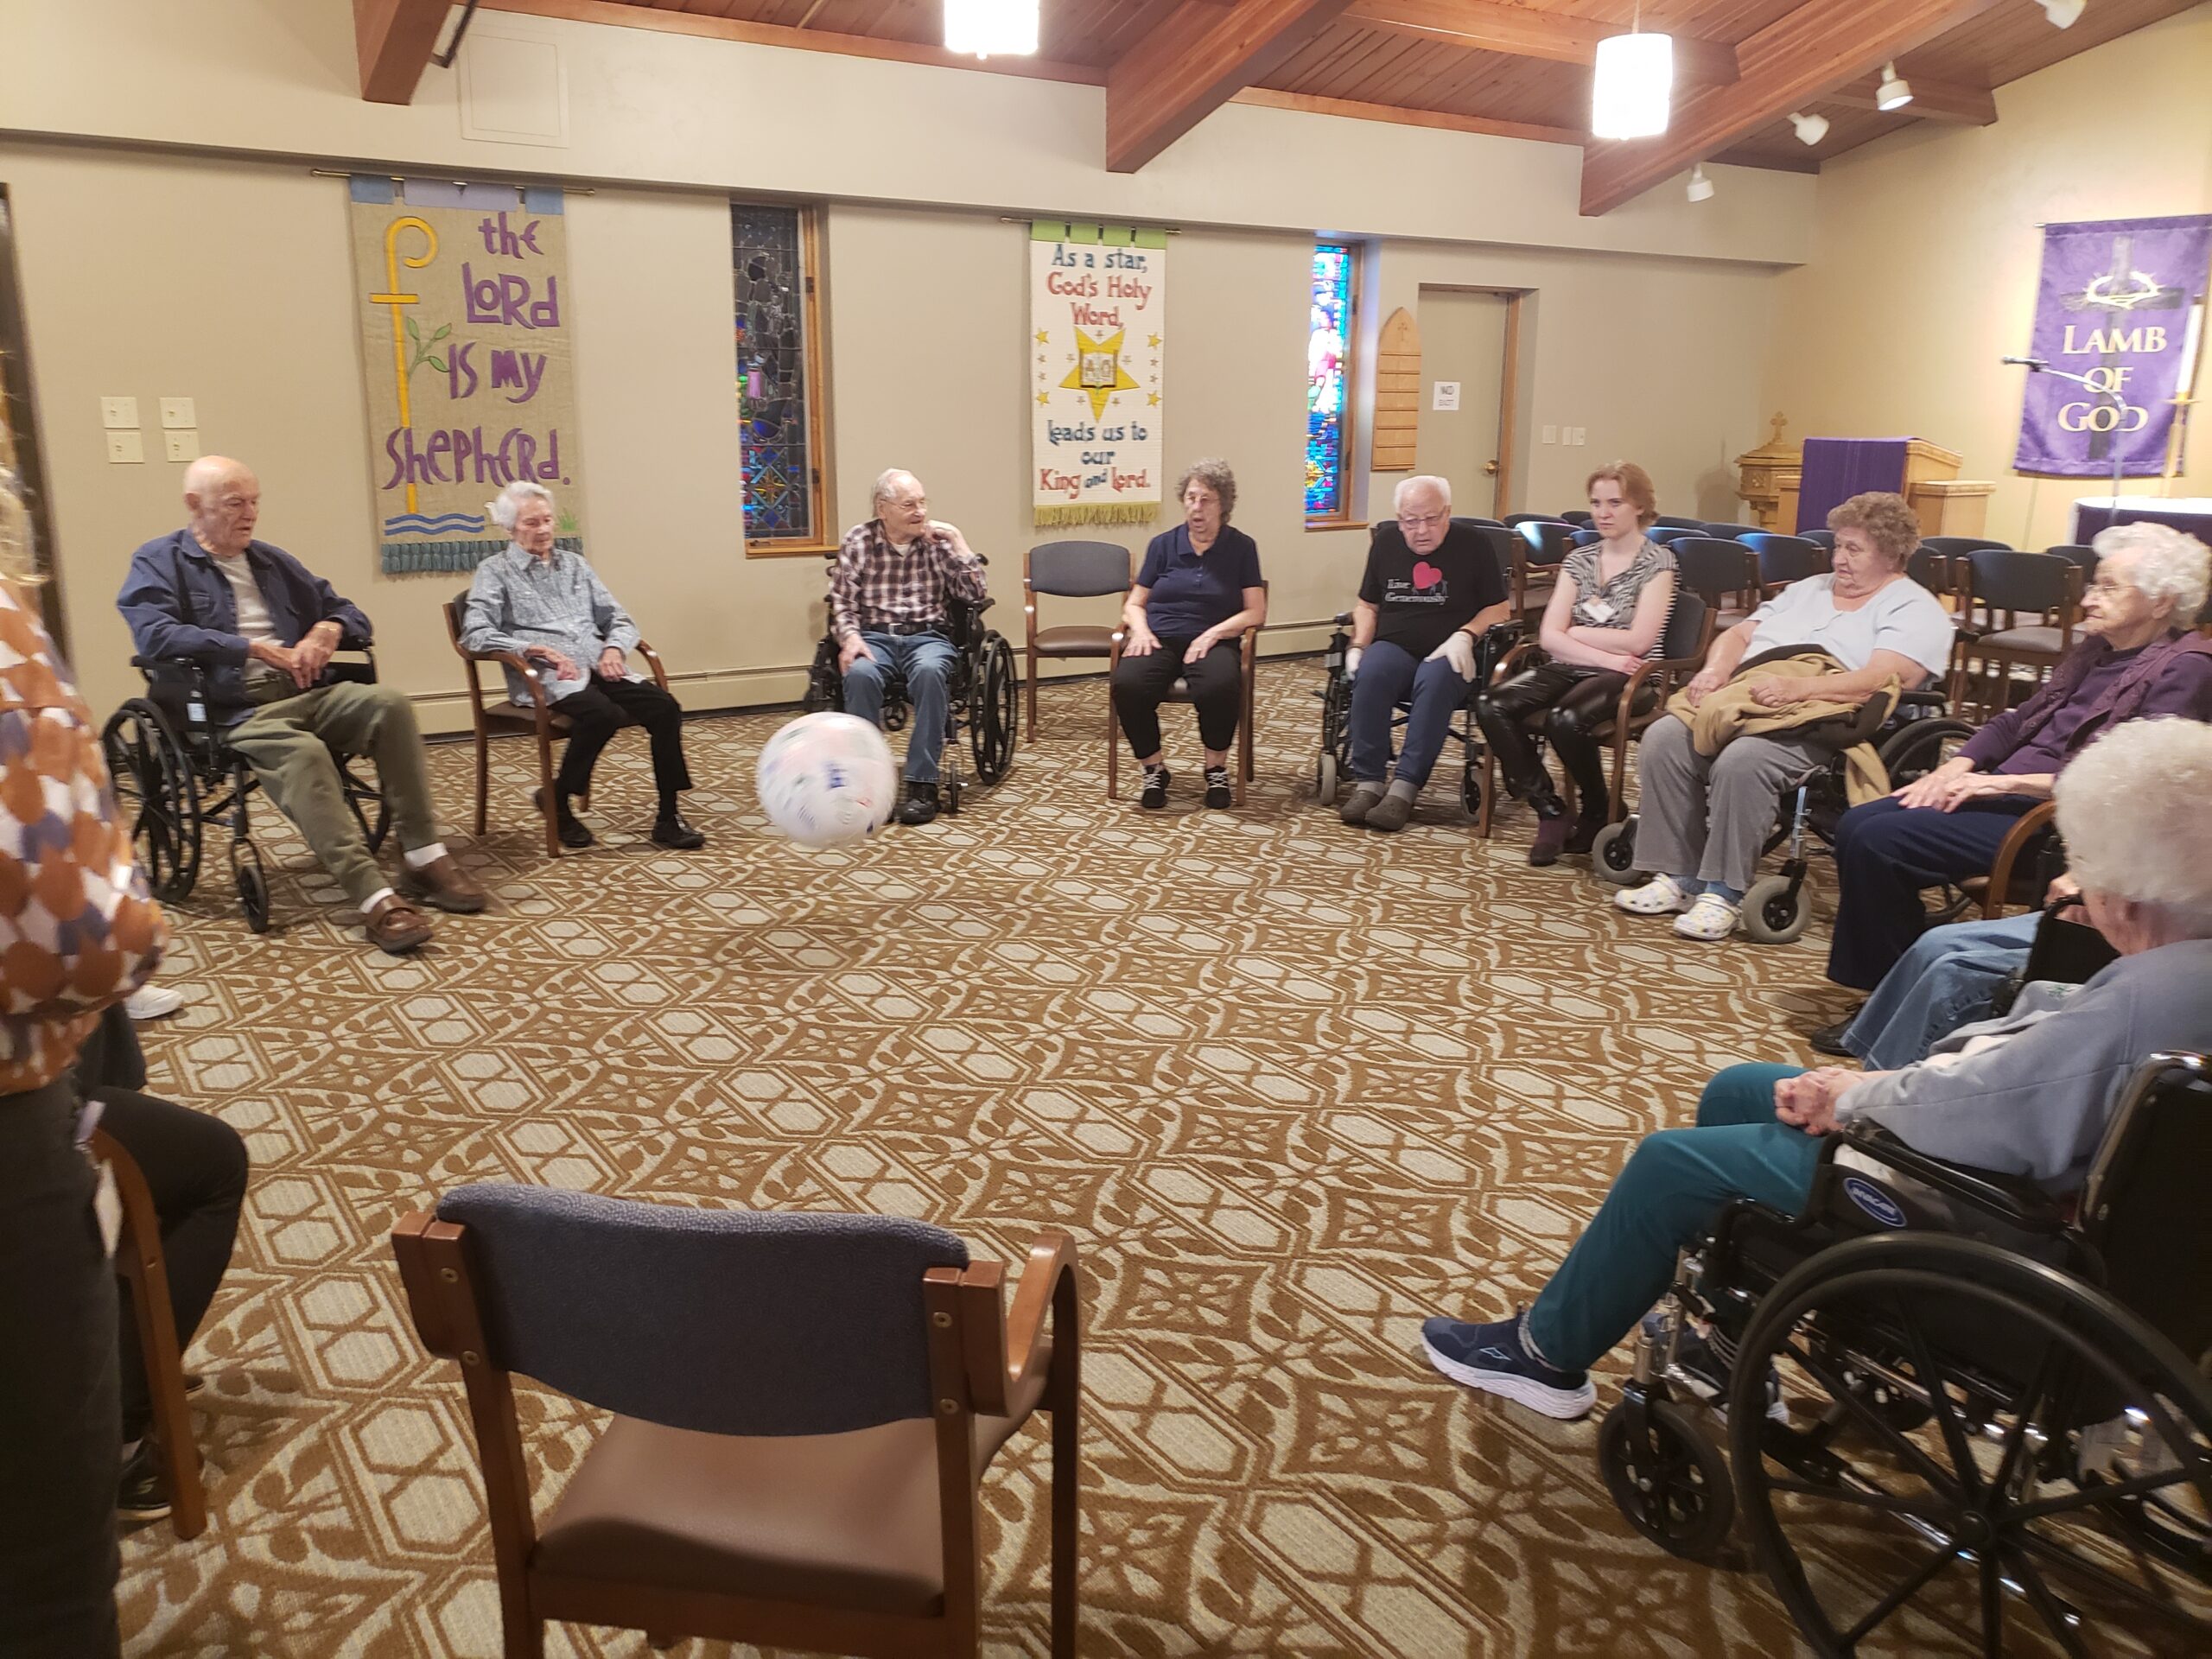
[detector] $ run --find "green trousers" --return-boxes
[1524,1065,1824,1373]
[225,682,439,906]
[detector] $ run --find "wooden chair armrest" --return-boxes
[635,641,670,691]
[963,1230,1077,1416]
[465,651,554,712]
[1981,799,2059,918]
[389,1210,468,1359]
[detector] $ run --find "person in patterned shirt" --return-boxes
[0,473,168,1655]
[830,469,988,825]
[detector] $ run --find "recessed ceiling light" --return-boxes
[1788,110,1830,146]
[1876,61,1913,111]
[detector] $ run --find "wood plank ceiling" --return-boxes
[475,0,2201,209]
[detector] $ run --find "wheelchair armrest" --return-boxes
[1332,611,1353,626]
[1896,687,1948,713]
[1825,1122,2069,1233]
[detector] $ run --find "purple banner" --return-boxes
[2013,215,2211,477]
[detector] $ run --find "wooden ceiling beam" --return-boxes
[1105,0,1357,172]
[1821,73,1997,124]
[1230,86,1580,146]
[1344,0,1739,86]
[1578,0,2005,215]
[356,0,454,104]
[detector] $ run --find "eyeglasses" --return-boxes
[887,496,928,512]
[1396,511,1449,530]
[2086,579,2130,599]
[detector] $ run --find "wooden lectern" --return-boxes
[1737,416,1995,537]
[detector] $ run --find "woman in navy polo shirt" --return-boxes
[1115,459,1268,809]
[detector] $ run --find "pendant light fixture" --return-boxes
[1591,4,1673,140]
[944,0,1038,60]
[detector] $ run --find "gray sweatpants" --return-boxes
[1631,714,1830,893]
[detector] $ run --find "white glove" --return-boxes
[1344,645,1363,680]
[1428,630,1478,681]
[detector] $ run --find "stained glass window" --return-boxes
[734,204,826,548]
[1306,241,1355,521]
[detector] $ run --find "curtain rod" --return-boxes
[308,168,595,194]
[999,215,1179,233]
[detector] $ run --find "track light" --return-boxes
[1875,61,1913,111]
[1686,164,1714,203]
[1788,110,1830,147]
[2037,0,2086,26]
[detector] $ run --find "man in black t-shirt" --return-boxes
[1342,476,1512,832]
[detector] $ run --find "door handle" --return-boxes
[1483,460,1499,475]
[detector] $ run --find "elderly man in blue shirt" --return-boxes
[461,480,702,850]
[118,456,485,954]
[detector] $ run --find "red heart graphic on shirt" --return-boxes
[1411,560,1442,591]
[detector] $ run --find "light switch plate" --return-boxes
[1541,423,1558,445]
[159,397,196,429]
[100,396,139,430]
[106,430,145,464]
[1568,426,1587,447]
[164,429,200,464]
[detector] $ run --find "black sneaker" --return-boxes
[1808,1012,1861,1058]
[651,815,706,849]
[1563,812,1609,855]
[1203,766,1233,810]
[896,781,940,826]
[118,1441,170,1524]
[532,788,594,849]
[1421,1311,1595,1419]
[1139,766,1171,810]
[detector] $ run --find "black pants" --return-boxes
[94,1090,249,1441]
[0,1077,120,1658]
[1475,663,1634,819]
[1113,639,1243,757]
[554,677,693,806]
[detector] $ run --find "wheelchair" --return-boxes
[100,653,389,933]
[801,588,1019,816]
[1599,1052,2212,1656]
[1310,615,1523,818]
[1587,688,1975,944]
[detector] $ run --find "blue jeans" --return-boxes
[1347,639,1470,787]
[1843,912,2038,1069]
[1524,1065,1824,1374]
[842,631,957,784]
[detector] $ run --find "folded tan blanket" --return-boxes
[1665,650,1899,806]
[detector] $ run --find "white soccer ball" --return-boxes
[755,712,899,849]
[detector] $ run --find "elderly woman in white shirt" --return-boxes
[1615,491,1954,941]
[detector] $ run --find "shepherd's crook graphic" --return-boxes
[370,215,436,513]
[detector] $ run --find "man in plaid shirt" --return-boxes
[832,468,989,824]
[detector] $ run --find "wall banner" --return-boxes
[348,176,587,575]
[2012,214,2212,478]
[1030,220,1165,529]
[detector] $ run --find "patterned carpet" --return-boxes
[115,660,1867,1658]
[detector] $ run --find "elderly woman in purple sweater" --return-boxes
[1825,522,2212,995]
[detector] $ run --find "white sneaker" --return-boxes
[1615,873,1695,915]
[124,984,186,1020]
[1673,894,1741,941]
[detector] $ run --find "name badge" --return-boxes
[1582,596,1618,626]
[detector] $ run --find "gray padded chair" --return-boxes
[1024,539,1131,741]
[1950,548,2082,720]
[392,1185,1080,1659]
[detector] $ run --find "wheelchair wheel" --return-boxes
[1590,817,1640,886]
[1317,670,1350,766]
[1599,1391,1736,1561]
[1876,715,1975,791]
[1313,750,1338,804]
[1459,766,1483,821]
[340,757,391,854]
[1740,874,1812,945]
[969,635,1018,785]
[101,702,202,902]
[230,842,270,935]
[1729,1233,2212,1659]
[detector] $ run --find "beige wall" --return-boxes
[1763,5,2212,551]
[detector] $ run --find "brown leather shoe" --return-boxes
[398,854,489,913]
[362,893,434,955]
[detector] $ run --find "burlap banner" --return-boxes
[1030,221,1165,529]
[348,176,588,574]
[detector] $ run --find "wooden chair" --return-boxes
[442,593,671,858]
[1478,592,1713,836]
[391,1186,1080,1659]
[1105,582,1263,806]
[1022,541,1130,741]
[92,1128,206,1541]
[1948,550,2082,721]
